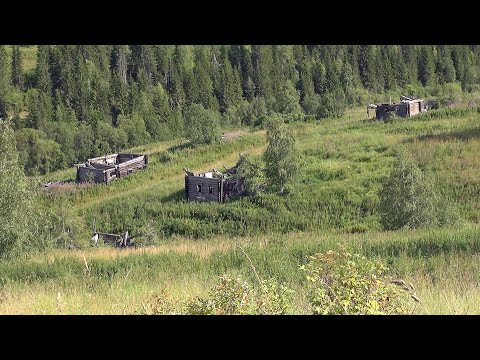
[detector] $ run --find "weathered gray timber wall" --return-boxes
[185,176,222,202]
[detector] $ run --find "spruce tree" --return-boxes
[36,45,52,95]
[11,45,23,89]
[192,47,218,111]
[0,46,10,119]
[253,45,274,105]
[418,46,436,86]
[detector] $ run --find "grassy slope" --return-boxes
[2,106,480,314]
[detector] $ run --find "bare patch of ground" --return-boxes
[221,130,246,141]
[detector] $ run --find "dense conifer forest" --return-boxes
[1,45,478,175]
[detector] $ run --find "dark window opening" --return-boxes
[208,185,214,194]
[197,184,202,193]
[395,106,399,111]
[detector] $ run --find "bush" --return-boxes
[136,290,182,315]
[234,154,266,196]
[186,275,294,315]
[301,246,414,315]
[184,103,220,146]
[379,151,450,230]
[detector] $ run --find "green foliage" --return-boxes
[0,46,9,119]
[136,290,182,315]
[223,97,268,127]
[275,80,302,115]
[11,45,23,89]
[25,88,53,130]
[15,128,65,175]
[264,116,301,193]
[94,121,128,156]
[379,151,453,231]
[184,103,220,145]
[186,275,294,315]
[234,154,266,196]
[0,122,48,257]
[73,123,94,162]
[317,90,346,118]
[118,112,150,147]
[301,246,412,315]
[35,45,52,95]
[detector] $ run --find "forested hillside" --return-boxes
[1,45,479,175]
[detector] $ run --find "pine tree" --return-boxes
[110,45,131,123]
[11,45,23,89]
[59,45,76,108]
[36,45,52,95]
[418,46,436,86]
[0,46,10,119]
[240,45,255,100]
[217,49,243,112]
[25,89,52,130]
[402,45,419,85]
[131,45,158,86]
[192,46,218,111]
[382,46,397,90]
[253,45,275,104]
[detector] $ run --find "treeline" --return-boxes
[1,45,480,175]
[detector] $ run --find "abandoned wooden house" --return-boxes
[184,161,246,203]
[368,95,429,120]
[76,153,148,184]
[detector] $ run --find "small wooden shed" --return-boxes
[76,153,148,184]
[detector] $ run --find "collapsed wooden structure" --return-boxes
[76,153,148,184]
[184,160,246,203]
[367,95,429,120]
[94,231,133,248]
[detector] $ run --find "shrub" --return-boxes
[186,275,294,315]
[379,151,449,230]
[301,246,414,315]
[136,290,182,315]
[184,103,220,146]
[234,154,266,196]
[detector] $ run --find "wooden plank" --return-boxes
[88,153,118,163]
[118,156,146,169]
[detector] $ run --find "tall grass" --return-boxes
[8,103,479,314]
[1,226,479,314]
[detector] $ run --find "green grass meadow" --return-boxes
[1,105,480,314]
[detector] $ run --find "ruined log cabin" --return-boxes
[76,153,148,184]
[368,95,429,120]
[184,162,246,203]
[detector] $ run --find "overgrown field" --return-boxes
[2,106,480,314]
